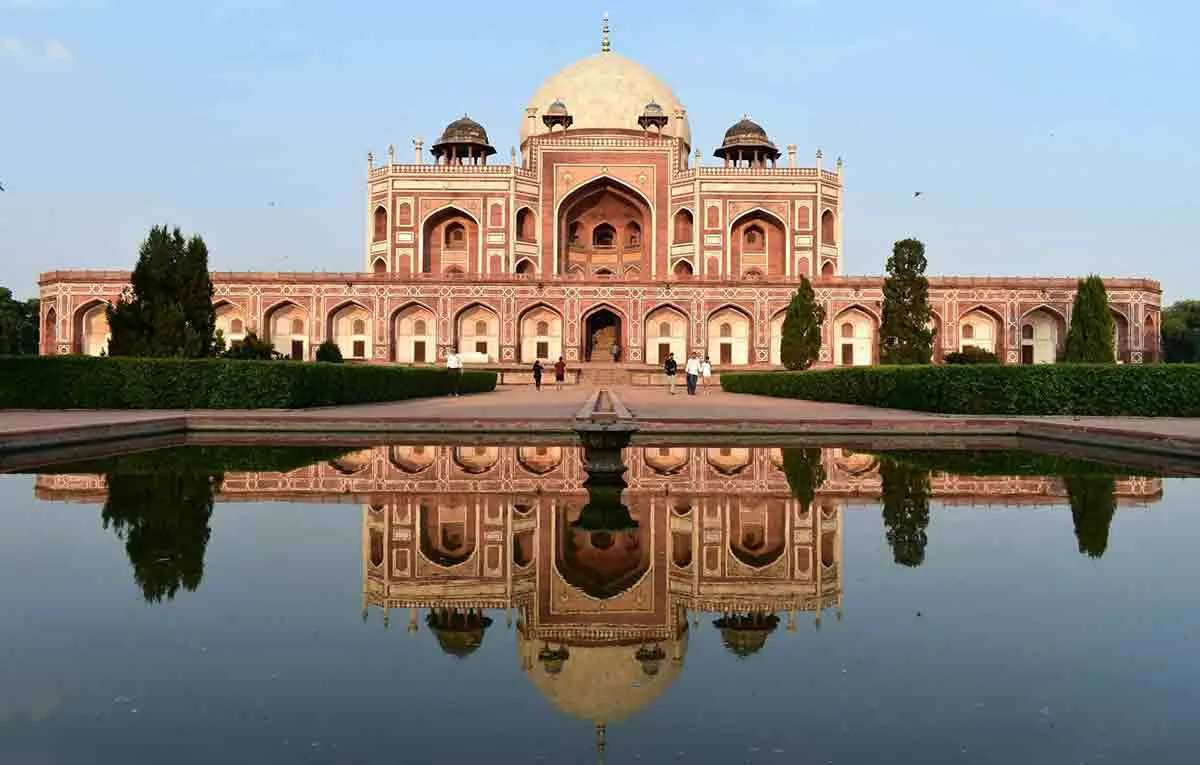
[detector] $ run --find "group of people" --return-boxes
[446,347,713,397]
[662,351,713,396]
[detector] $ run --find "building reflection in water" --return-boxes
[33,445,1162,753]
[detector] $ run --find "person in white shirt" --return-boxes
[684,353,701,396]
[700,355,713,394]
[445,349,463,397]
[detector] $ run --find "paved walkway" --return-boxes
[2,386,1199,464]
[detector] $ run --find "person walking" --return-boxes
[532,359,544,391]
[700,355,713,395]
[445,348,463,397]
[611,341,621,363]
[664,352,678,395]
[685,352,701,396]
[553,356,567,391]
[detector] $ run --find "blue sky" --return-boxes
[1,0,1197,302]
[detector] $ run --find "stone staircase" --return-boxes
[578,363,631,386]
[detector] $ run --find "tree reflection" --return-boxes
[1065,474,1118,559]
[879,459,931,568]
[101,471,220,603]
[780,447,826,510]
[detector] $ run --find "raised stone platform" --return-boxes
[2,387,1199,472]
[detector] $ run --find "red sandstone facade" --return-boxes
[37,24,1162,368]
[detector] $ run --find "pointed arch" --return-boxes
[42,305,58,354]
[769,307,791,366]
[214,300,248,346]
[263,299,310,360]
[645,303,689,365]
[1020,305,1066,365]
[707,304,753,366]
[454,301,499,360]
[672,258,694,277]
[72,299,110,356]
[421,205,479,276]
[515,205,537,242]
[326,300,373,360]
[957,304,1005,355]
[821,207,836,244]
[517,302,563,362]
[372,204,388,242]
[833,304,878,366]
[555,174,655,278]
[673,206,695,244]
[514,257,536,276]
[371,257,388,274]
[729,207,788,278]
[729,500,787,569]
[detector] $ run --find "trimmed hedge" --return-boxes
[721,364,1200,417]
[0,356,495,409]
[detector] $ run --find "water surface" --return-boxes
[1,444,1196,764]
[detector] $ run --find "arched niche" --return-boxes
[519,305,563,363]
[707,306,752,366]
[422,207,477,276]
[731,209,786,278]
[264,301,309,360]
[558,176,651,278]
[455,304,499,361]
[833,307,876,366]
[644,306,688,366]
[327,302,372,361]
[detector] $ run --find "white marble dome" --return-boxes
[521,51,691,150]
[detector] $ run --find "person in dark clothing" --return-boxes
[664,353,678,395]
[553,357,567,391]
[611,342,621,363]
[532,359,543,391]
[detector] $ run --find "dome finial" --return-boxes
[601,12,611,52]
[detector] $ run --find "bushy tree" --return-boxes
[879,238,934,365]
[107,226,216,358]
[1161,300,1200,363]
[879,458,931,567]
[1063,275,1115,363]
[779,276,826,370]
[315,339,344,363]
[0,288,39,355]
[1064,474,1118,559]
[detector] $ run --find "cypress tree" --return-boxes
[107,226,216,358]
[779,276,826,370]
[781,447,827,510]
[1063,275,1116,363]
[879,238,934,365]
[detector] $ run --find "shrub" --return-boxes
[0,356,496,409]
[720,364,1200,417]
[315,340,344,363]
[1064,275,1116,363]
[943,346,1000,365]
[221,332,280,361]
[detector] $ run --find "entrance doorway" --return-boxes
[584,309,621,362]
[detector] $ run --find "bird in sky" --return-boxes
[0,181,5,191]
[913,191,922,198]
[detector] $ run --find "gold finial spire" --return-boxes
[601,13,610,52]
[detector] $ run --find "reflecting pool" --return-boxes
[1,444,1197,763]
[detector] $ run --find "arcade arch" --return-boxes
[730,209,786,278]
[707,307,752,366]
[264,301,309,360]
[422,207,477,275]
[328,302,372,361]
[958,307,1001,354]
[558,176,651,277]
[833,307,875,366]
[518,305,563,363]
[1020,307,1065,364]
[456,304,499,361]
[644,306,687,366]
[392,304,436,364]
[74,301,110,356]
